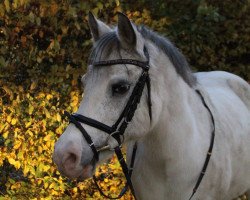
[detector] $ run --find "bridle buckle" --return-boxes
[105,130,124,150]
[124,117,130,124]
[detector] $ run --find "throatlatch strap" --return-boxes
[188,90,215,200]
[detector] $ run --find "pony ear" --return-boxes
[88,12,112,42]
[117,12,136,49]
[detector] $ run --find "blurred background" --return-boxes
[0,0,249,199]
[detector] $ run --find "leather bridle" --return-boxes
[64,46,215,200]
[65,46,151,199]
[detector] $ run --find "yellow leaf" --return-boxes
[104,178,109,183]
[29,166,35,175]
[38,92,45,98]
[28,105,34,114]
[18,85,24,92]
[11,182,21,190]
[13,0,19,9]
[14,161,21,169]
[55,126,63,134]
[4,0,10,12]
[45,109,51,118]
[44,182,49,189]
[8,158,21,169]
[23,165,29,175]
[3,131,9,139]
[43,165,50,172]
[13,140,22,150]
[56,113,61,122]
[11,118,17,125]
[26,130,33,136]
[8,157,16,165]
[7,115,11,123]
[37,161,43,168]
[37,179,42,185]
[43,144,48,150]
[0,123,6,132]
[44,134,51,141]
[72,187,78,193]
[46,140,51,148]
[29,140,34,145]
[78,183,86,190]
[49,182,55,189]
[20,0,25,6]
[115,0,120,6]
[17,151,23,159]
[25,121,32,128]
[38,146,43,154]
[51,190,59,196]
[46,94,53,100]
[30,82,37,90]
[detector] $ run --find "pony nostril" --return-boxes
[62,153,79,171]
[67,153,77,163]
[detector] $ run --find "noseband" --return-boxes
[64,47,215,200]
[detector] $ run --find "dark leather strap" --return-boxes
[93,174,128,199]
[188,90,215,200]
[146,75,152,120]
[70,70,151,146]
[64,111,99,161]
[72,113,113,134]
[129,142,138,177]
[112,71,149,130]
[93,59,149,71]
[114,146,137,199]
[92,142,138,199]
[64,68,148,200]
[63,46,151,200]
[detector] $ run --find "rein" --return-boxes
[189,90,215,200]
[64,46,215,200]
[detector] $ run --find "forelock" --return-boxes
[88,32,120,64]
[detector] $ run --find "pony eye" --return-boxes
[112,82,130,95]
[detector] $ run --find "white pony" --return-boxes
[53,13,250,200]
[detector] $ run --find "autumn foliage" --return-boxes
[0,0,249,199]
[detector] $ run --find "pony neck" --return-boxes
[128,48,212,198]
[145,44,211,161]
[143,76,207,164]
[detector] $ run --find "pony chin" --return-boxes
[78,151,114,181]
[77,164,95,181]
